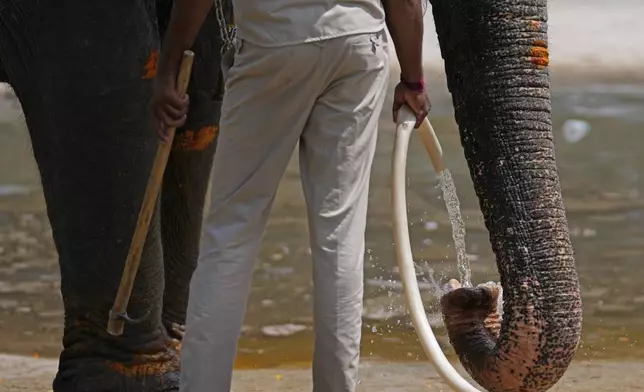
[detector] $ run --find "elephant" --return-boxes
[0,0,583,391]
[419,0,583,391]
[0,0,232,390]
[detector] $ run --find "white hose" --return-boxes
[391,105,480,392]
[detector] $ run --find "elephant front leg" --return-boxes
[5,1,188,391]
[158,5,224,342]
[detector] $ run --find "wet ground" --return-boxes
[2,354,643,391]
[1,66,643,372]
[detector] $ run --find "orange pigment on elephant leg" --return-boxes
[142,50,159,79]
[529,39,549,68]
[173,125,219,151]
[108,352,179,377]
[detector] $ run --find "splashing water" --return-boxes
[438,169,472,288]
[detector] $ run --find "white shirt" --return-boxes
[232,0,386,47]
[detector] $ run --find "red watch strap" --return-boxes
[400,75,425,92]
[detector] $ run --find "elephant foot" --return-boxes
[53,344,181,392]
[440,280,503,350]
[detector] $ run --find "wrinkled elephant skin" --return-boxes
[0,0,229,390]
[430,0,583,391]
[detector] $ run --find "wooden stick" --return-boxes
[107,50,195,336]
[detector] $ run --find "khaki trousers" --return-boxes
[180,30,389,392]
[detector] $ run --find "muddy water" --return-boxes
[1,72,644,371]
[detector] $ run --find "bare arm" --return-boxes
[157,0,214,78]
[383,0,429,128]
[383,0,424,82]
[151,0,213,140]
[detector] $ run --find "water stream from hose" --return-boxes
[438,169,472,288]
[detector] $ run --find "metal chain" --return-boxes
[213,0,236,53]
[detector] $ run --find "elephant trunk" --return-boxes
[430,0,583,391]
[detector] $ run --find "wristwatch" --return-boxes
[400,75,425,92]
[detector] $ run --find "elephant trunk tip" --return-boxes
[440,281,575,392]
[440,281,503,349]
[440,281,515,391]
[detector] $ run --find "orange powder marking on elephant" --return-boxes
[529,20,541,30]
[108,354,178,377]
[142,50,159,79]
[173,125,218,151]
[529,40,549,68]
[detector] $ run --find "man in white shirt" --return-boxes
[152,1,429,391]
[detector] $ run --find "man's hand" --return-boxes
[392,82,431,129]
[150,0,214,142]
[151,72,189,143]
